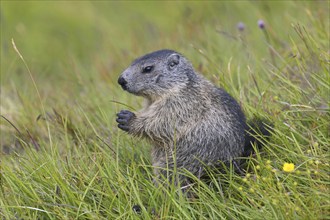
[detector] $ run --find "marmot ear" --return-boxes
[167,54,180,70]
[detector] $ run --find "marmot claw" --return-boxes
[116,110,135,132]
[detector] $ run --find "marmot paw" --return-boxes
[116,110,135,132]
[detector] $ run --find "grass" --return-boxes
[1,1,329,219]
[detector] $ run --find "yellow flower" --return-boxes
[283,162,295,172]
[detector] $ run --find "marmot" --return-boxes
[116,49,270,186]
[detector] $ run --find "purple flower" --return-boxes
[237,22,245,31]
[258,19,265,29]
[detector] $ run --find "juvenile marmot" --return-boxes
[116,49,269,185]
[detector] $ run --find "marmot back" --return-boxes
[116,49,269,186]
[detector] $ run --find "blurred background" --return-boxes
[2,1,326,83]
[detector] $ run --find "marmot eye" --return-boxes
[169,61,177,68]
[142,65,154,73]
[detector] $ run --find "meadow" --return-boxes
[0,1,329,219]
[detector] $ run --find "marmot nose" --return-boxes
[118,76,128,90]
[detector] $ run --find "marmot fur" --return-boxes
[116,49,270,185]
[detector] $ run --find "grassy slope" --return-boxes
[1,1,329,219]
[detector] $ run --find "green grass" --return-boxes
[1,1,329,219]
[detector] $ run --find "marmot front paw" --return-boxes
[116,110,135,132]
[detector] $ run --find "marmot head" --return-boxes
[118,49,195,100]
